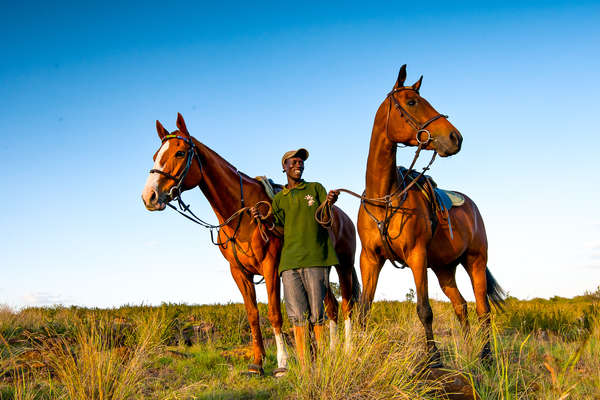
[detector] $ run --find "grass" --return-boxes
[0,288,598,399]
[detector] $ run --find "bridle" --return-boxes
[316,87,452,269]
[150,134,202,202]
[148,134,268,284]
[386,86,448,147]
[373,87,449,267]
[149,134,246,247]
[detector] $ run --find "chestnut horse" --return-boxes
[357,65,505,364]
[141,113,360,375]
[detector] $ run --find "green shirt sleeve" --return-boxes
[314,182,328,206]
[272,194,285,227]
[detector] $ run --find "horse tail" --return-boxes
[486,267,506,311]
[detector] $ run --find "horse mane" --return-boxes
[190,136,274,200]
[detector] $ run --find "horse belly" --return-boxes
[427,203,477,267]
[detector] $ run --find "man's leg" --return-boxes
[281,269,310,366]
[301,267,330,350]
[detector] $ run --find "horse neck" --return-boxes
[192,139,263,223]
[365,99,400,198]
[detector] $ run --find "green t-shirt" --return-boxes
[272,180,339,274]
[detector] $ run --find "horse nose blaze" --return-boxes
[142,186,158,208]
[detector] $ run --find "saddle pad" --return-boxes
[434,188,453,211]
[255,176,283,200]
[438,189,465,207]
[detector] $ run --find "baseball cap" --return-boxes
[281,148,309,168]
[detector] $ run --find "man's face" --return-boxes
[284,157,304,180]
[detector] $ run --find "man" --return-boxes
[251,148,339,367]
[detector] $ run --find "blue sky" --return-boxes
[1,1,599,308]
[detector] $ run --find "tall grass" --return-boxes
[0,292,598,399]
[39,311,166,400]
[432,302,600,400]
[286,315,473,400]
[286,298,600,400]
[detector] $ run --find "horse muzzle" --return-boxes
[141,186,167,211]
[434,130,462,157]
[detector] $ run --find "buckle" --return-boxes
[416,129,431,144]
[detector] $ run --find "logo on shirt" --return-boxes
[304,194,315,206]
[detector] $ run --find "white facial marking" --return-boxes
[144,141,171,191]
[273,329,289,369]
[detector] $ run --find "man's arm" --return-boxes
[316,183,339,206]
[271,196,285,226]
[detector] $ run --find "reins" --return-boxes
[149,135,276,284]
[315,87,447,268]
[314,146,436,270]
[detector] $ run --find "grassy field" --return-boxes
[1,288,598,399]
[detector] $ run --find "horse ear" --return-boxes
[176,113,190,136]
[156,120,169,140]
[412,75,423,93]
[395,64,407,88]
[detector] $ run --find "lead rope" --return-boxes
[153,136,275,285]
[315,142,437,270]
[314,148,436,226]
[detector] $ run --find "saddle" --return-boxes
[397,166,465,239]
[255,176,283,200]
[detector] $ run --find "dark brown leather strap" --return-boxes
[387,87,448,134]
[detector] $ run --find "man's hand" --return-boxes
[326,190,340,205]
[250,206,260,220]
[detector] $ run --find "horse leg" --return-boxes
[407,249,441,367]
[358,246,384,324]
[463,253,492,361]
[230,265,265,374]
[335,263,357,352]
[323,286,339,350]
[263,261,289,375]
[432,264,470,338]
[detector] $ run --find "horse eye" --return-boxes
[175,151,186,158]
[407,99,417,106]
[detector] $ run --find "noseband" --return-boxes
[386,87,449,145]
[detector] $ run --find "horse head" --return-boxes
[384,65,462,157]
[141,113,203,211]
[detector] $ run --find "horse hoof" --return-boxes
[428,351,443,369]
[272,367,288,378]
[243,364,264,376]
[479,345,492,366]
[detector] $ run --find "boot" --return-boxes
[293,325,308,367]
[312,323,326,350]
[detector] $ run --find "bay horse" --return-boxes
[357,65,505,364]
[141,113,360,375]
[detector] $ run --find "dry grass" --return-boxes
[1,309,167,400]
[0,291,598,399]
[286,321,450,400]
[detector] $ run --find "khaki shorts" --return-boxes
[281,267,330,326]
